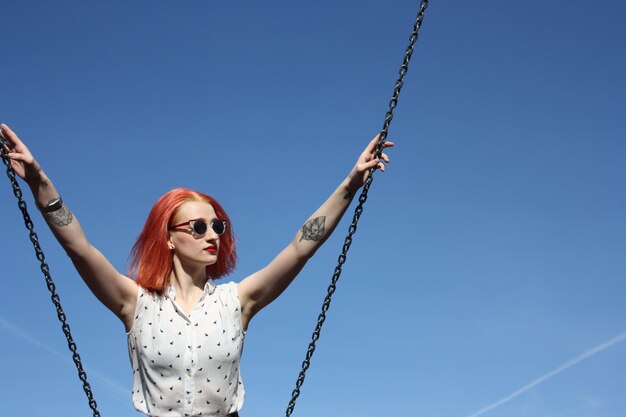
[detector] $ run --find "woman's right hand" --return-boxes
[2,123,139,328]
[1,123,44,185]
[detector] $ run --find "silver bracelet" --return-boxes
[40,197,64,213]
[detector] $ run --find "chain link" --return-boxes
[1,143,101,416]
[285,2,429,416]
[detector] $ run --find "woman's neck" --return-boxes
[170,257,208,300]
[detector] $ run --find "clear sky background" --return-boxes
[1,1,625,416]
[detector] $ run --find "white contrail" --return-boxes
[0,315,128,398]
[466,329,626,417]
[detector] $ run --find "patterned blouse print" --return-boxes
[127,280,245,417]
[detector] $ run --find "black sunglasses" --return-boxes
[169,219,227,237]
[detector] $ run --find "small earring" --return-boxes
[168,243,175,251]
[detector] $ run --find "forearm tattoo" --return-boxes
[343,191,352,200]
[44,205,74,227]
[300,216,326,242]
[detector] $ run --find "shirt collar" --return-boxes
[165,278,216,299]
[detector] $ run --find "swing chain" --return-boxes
[1,144,101,416]
[285,1,429,416]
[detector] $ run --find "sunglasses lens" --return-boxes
[192,221,208,235]
[212,220,226,235]
[187,220,225,236]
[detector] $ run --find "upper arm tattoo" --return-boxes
[44,205,74,227]
[300,216,326,242]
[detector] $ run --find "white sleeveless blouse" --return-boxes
[127,280,245,417]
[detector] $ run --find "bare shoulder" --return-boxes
[236,272,262,308]
[236,277,257,330]
[118,276,140,332]
[236,278,252,310]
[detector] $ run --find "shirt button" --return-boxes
[187,400,192,405]
[187,370,192,377]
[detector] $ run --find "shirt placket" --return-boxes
[168,291,197,416]
[187,296,207,415]
[183,311,197,415]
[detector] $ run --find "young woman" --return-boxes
[1,123,392,417]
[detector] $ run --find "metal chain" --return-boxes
[285,2,429,416]
[1,144,101,416]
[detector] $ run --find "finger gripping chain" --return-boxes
[284,2,429,416]
[1,144,101,416]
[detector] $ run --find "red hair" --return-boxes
[128,188,237,293]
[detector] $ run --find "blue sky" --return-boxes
[1,1,625,416]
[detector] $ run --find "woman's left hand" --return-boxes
[347,134,394,190]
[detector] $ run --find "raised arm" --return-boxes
[237,135,393,329]
[1,123,138,330]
